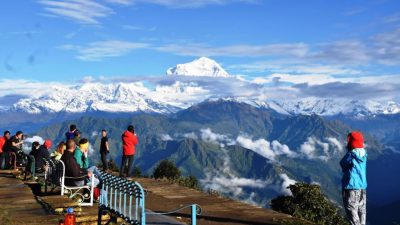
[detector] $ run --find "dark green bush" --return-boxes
[153,160,181,179]
[270,183,348,225]
[131,166,142,177]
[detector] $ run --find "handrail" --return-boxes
[147,204,202,225]
[98,171,201,225]
[98,171,146,225]
[146,204,202,215]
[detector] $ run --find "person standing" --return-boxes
[0,131,11,169]
[65,124,77,142]
[340,131,367,225]
[0,131,10,154]
[100,129,110,171]
[120,125,138,177]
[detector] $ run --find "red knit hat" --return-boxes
[347,131,364,150]
[44,140,52,149]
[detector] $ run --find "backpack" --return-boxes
[16,150,28,168]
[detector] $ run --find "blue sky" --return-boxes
[1,0,400,83]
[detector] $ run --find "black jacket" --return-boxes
[29,145,50,170]
[3,136,21,153]
[60,150,86,186]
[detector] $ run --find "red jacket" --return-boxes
[0,137,6,153]
[122,131,138,156]
[347,131,364,150]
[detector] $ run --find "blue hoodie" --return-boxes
[340,148,367,190]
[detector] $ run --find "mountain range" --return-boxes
[0,57,399,118]
[33,100,398,224]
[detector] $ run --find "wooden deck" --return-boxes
[133,178,306,225]
[0,170,307,225]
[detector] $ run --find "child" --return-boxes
[340,131,367,225]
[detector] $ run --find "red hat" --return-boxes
[44,140,52,149]
[347,131,364,150]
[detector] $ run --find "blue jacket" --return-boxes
[340,148,367,190]
[73,146,89,169]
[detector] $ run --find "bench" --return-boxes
[98,171,202,225]
[45,159,95,206]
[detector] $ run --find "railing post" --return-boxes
[191,204,197,225]
[97,206,103,225]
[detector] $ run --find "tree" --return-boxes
[270,183,348,225]
[153,160,181,179]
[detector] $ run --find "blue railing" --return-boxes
[97,171,201,225]
[98,172,146,225]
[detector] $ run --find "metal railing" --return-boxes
[98,172,146,225]
[97,171,202,225]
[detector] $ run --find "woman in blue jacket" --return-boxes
[340,131,367,225]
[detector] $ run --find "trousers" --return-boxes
[342,189,366,225]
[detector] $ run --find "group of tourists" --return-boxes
[0,124,139,189]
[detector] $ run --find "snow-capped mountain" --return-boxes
[11,83,181,114]
[271,98,400,117]
[166,57,230,77]
[200,97,400,117]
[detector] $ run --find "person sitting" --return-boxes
[51,142,65,160]
[74,138,89,169]
[4,131,24,153]
[30,140,51,173]
[75,138,102,182]
[61,139,98,187]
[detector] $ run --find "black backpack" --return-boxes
[16,150,28,168]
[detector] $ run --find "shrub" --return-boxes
[108,158,120,172]
[176,175,199,189]
[153,160,181,179]
[131,166,142,177]
[270,183,348,225]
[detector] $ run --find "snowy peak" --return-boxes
[166,57,230,77]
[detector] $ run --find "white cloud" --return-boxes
[277,174,296,195]
[156,43,308,58]
[104,0,133,5]
[126,0,258,8]
[38,0,113,24]
[160,134,173,141]
[0,79,66,98]
[201,148,268,199]
[235,135,297,161]
[25,136,45,144]
[200,128,231,146]
[91,131,99,137]
[299,137,344,161]
[183,132,198,139]
[60,40,149,61]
